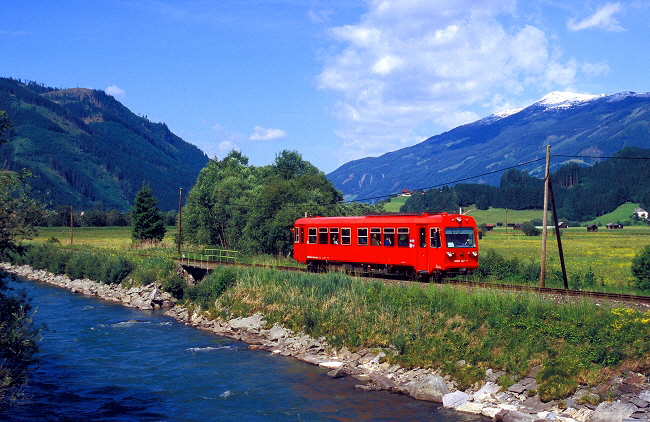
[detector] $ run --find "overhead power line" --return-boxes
[180,152,650,210]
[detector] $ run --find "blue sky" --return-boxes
[2,1,649,173]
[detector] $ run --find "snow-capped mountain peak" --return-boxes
[535,91,605,109]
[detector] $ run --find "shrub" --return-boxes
[631,244,650,291]
[521,221,541,236]
[161,275,185,299]
[184,268,237,310]
[65,252,91,280]
[130,257,173,286]
[100,256,134,285]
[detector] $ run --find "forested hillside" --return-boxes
[401,146,650,222]
[0,78,208,211]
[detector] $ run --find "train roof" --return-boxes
[295,212,476,226]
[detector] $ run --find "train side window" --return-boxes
[330,227,339,245]
[383,228,395,246]
[370,227,381,246]
[308,228,317,244]
[341,228,351,245]
[419,228,426,247]
[430,227,441,248]
[319,227,328,244]
[358,228,368,245]
[294,228,300,243]
[397,228,409,247]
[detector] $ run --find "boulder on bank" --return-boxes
[404,374,450,402]
[588,401,636,422]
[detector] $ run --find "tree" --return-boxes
[0,170,45,252]
[183,150,343,255]
[0,274,42,408]
[131,183,166,242]
[0,112,42,407]
[0,110,12,144]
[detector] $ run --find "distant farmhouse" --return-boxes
[634,207,649,220]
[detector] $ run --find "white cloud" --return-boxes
[105,85,126,98]
[317,0,596,165]
[249,126,287,141]
[308,9,333,23]
[567,3,625,32]
[218,140,240,156]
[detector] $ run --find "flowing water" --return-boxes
[3,277,487,421]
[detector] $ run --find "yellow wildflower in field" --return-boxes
[611,307,650,331]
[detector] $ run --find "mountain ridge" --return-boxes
[327,90,650,201]
[0,78,209,211]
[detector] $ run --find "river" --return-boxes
[3,277,487,421]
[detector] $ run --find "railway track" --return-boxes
[177,258,650,306]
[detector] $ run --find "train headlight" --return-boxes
[446,251,454,258]
[470,251,478,257]
[456,217,462,223]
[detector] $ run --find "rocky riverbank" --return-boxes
[3,262,650,422]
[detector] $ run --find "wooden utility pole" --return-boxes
[540,145,551,287]
[549,177,568,288]
[177,188,183,256]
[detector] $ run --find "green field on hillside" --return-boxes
[586,202,639,226]
[383,196,408,212]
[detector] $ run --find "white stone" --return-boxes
[319,361,343,369]
[455,402,484,414]
[442,391,470,409]
[473,381,501,402]
[481,407,502,419]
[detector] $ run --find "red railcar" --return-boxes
[293,213,478,281]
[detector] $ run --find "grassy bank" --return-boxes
[193,265,650,401]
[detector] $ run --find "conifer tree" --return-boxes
[131,183,166,242]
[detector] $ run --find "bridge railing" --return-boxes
[179,248,239,268]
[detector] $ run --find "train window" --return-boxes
[341,228,351,245]
[445,227,475,248]
[319,227,329,244]
[358,228,368,245]
[370,228,381,246]
[430,227,441,248]
[308,228,317,244]
[397,228,409,247]
[330,227,339,245]
[294,228,300,243]
[383,228,395,246]
[419,228,426,247]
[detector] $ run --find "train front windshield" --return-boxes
[445,227,476,248]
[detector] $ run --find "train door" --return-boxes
[416,225,428,273]
[429,227,443,272]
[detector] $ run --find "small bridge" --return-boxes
[176,249,239,282]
